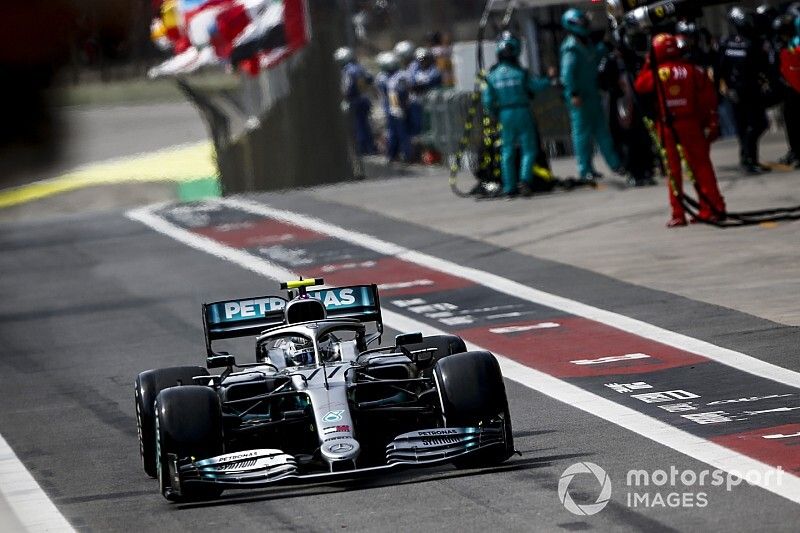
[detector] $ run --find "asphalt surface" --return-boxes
[1,197,799,532]
[4,102,207,189]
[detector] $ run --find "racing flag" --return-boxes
[148,0,309,78]
[229,0,309,73]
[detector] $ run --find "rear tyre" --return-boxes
[135,366,208,477]
[154,385,224,501]
[433,351,514,468]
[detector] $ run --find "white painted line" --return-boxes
[127,203,297,282]
[127,203,800,505]
[489,323,560,334]
[219,197,800,390]
[764,432,800,440]
[0,432,74,532]
[570,353,651,366]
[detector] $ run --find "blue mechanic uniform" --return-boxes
[376,69,413,161]
[482,58,550,195]
[407,61,442,135]
[560,35,621,179]
[341,61,376,155]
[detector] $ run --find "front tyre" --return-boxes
[433,351,514,467]
[154,385,224,501]
[135,366,208,477]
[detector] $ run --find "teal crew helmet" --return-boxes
[562,8,590,37]
[496,31,521,60]
[793,15,800,48]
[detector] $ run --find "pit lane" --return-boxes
[1,194,799,531]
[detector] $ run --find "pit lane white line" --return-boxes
[0,432,74,532]
[127,201,800,505]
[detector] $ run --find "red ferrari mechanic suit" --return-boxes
[782,46,800,92]
[635,34,726,227]
[780,45,800,167]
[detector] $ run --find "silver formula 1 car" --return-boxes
[134,279,514,501]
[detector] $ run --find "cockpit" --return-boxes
[256,322,367,370]
[265,335,316,368]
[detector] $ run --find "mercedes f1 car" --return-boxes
[135,279,514,501]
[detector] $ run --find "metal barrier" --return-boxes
[421,86,574,162]
[422,89,470,157]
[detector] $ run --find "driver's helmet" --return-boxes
[278,336,315,367]
[317,333,341,363]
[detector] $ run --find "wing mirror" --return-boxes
[207,354,236,369]
[395,332,423,347]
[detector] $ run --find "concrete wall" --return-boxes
[218,0,354,194]
[181,0,355,194]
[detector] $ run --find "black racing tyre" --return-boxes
[135,366,209,478]
[404,334,467,375]
[433,351,514,468]
[154,385,224,501]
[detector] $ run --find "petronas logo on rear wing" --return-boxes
[201,283,383,357]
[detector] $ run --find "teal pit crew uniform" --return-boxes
[559,8,621,180]
[482,32,551,196]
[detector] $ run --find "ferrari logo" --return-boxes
[658,67,671,82]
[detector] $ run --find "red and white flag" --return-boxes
[149,0,309,78]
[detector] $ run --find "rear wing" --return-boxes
[309,285,382,325]
[203,296,286,343]
[202,284,382,358]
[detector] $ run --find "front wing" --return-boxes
[168,426,506,495]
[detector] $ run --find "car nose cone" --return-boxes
[321,437,360,462]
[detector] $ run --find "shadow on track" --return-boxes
[511,429,558,438]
